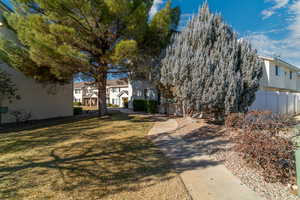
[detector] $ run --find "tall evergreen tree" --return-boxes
[160,3,263,118]
[0,0,180,116]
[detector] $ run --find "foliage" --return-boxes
[226,111,297,185]
[0,0,180,116]
[73,107,83,115]
[234,130,296,185]
[133,99,157,113]
[0,68,18,101]
[159,3,263,117]
[146,100,158,114]
[73,102,82,106]
[107,103,119,108]
[225,111,296,134]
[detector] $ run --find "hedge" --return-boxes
[73,107,83,115]
[133,99,157,114]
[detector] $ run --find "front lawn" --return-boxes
[0,112,189,200]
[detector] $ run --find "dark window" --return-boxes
[275,66,279,76]
[144,89,148,99]
[290,71,293,80]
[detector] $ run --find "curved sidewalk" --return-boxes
[148,119,264,200]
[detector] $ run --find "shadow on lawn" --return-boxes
[0,112,173,199]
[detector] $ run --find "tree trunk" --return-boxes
[97,73,107,116]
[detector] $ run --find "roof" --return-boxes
[74,82,86,89]
[259,56,300,72]
[107,78,128,87]
[74,78,128,89]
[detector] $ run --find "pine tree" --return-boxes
[0,0,180,116]
[160,3,263,118]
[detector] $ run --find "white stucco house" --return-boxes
[73,78,158,108]
[250,56,300,115]
[0,2,73,124]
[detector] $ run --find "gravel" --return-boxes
[177,118,299,200]
[212,131,299,200]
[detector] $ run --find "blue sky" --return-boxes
[3,0,300,67]
[150,0,300,67]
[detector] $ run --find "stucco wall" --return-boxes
[1,64,73,124]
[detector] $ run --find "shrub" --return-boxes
[108,104,119,108]
[133,100,146,112]
[146,100,157,114]
[234,130,296,185]
[73,107,83,115]
[226,111,296,133]
[73,102,82,106]
[227,110,298,185]
[133,99,158,113]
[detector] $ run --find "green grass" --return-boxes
[0,112,188,200]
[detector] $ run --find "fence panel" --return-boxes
[250,90,300,115]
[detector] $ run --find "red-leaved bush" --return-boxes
[234,130,296,184]
[226,110,297,185]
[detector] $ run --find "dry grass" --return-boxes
[0,112,189,200]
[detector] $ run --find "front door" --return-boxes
[122,97,129,108]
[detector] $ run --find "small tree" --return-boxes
[160,3,263,118]
[0,0,180,116]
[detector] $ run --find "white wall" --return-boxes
[1,64,73,123]
[261,59,298,92]
[109,87,128,107]
[73,88,83,102]
[250,90,300,115]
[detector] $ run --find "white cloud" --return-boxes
[262,0,289,19]
[288,0,300,39]
[245,0,300,66]
[149,0,164,18]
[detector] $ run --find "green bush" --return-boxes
[73,102,82,106]
[73,107,83,115]
[133,100,146,112]
[146,100,157,114]
[133,99,157,113]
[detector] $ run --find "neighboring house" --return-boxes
[250,56,300,115]
[259,56,300,93]
[0,2,73,124]
[73,78,158,108]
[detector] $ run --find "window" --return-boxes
[112,88,118,93]
[144,89,148,99]
[275,66,279,76]
[75,89,81,94]
[290,71,293,80]
[137,90,142,97]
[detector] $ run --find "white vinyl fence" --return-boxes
[249,90,300,115]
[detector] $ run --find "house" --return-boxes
[0,2,73,124]
[73,79,129,107]
[73,78,158,108]
[250,56,300,115]
[259,56,300,93]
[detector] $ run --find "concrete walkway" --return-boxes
[148,119,264,200]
